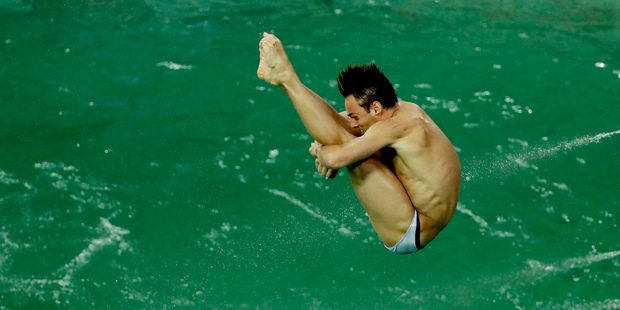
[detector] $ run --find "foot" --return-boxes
[257,33,295,86]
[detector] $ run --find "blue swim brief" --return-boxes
[385,210,424,254]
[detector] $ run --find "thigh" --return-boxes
[346,156,416,247]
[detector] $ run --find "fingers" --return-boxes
[309,141,323,157]
[315,159,337,179]
[308,142,317,157]
[325,168,338,179]
[315,158,327,175]
[321,167,330,178]
[312,141,336,179]
[318,161,327,175]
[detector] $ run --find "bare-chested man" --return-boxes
[257,33,461,254]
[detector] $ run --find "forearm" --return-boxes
[317,132,388,170]
[317,144,349,170]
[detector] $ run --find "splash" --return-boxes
[518,130,620,162]
[457,130,620,240]
[0,162,134,305]
[496,250,620,308]
[464,130,620,183]
[54,218,131,286]
[0,217,131,304]
[156,61,193,70]
[456,203,515,238]
[407,250,620,308]
[267,188,356,238]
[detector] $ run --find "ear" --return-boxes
[371,101,383,115]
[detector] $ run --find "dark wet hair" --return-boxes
[337,63,398,111]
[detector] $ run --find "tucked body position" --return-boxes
[257,33,461,254]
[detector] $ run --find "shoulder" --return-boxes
[392,103,430,146]
[395,102,428,131]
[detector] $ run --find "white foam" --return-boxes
[0,217,131,304]
[564,299,620,310]
[0,170,20,185]
[480,250,620,309]
[203,228,226,249]
[200,221,253,254]
[498,250,620,293]
[156,61,193,70]
[55,218,130,285]
[0,162,136,306]
[267,188,355,238]
[525,130,620,160]
[456,203,515,238]
[464,130,620,183]
[267,188,337,226]
[556,250,620,271]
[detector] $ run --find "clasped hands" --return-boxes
[309,141,338,179]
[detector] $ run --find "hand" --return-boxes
[309,141,337,179]
[315,158,338,179]
[309,140,322,158]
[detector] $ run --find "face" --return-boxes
[344,95,377,133]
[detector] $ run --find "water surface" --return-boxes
[1,0,619,308]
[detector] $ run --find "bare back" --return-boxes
[385,101,461,234]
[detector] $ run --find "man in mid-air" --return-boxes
[257,33,461,254]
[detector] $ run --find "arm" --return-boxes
[309,141,338,179]
[316,120,403,170]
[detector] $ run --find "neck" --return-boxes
[385,102,401,119]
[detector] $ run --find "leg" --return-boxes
[257,33,355,145]
[347,157,418,247]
